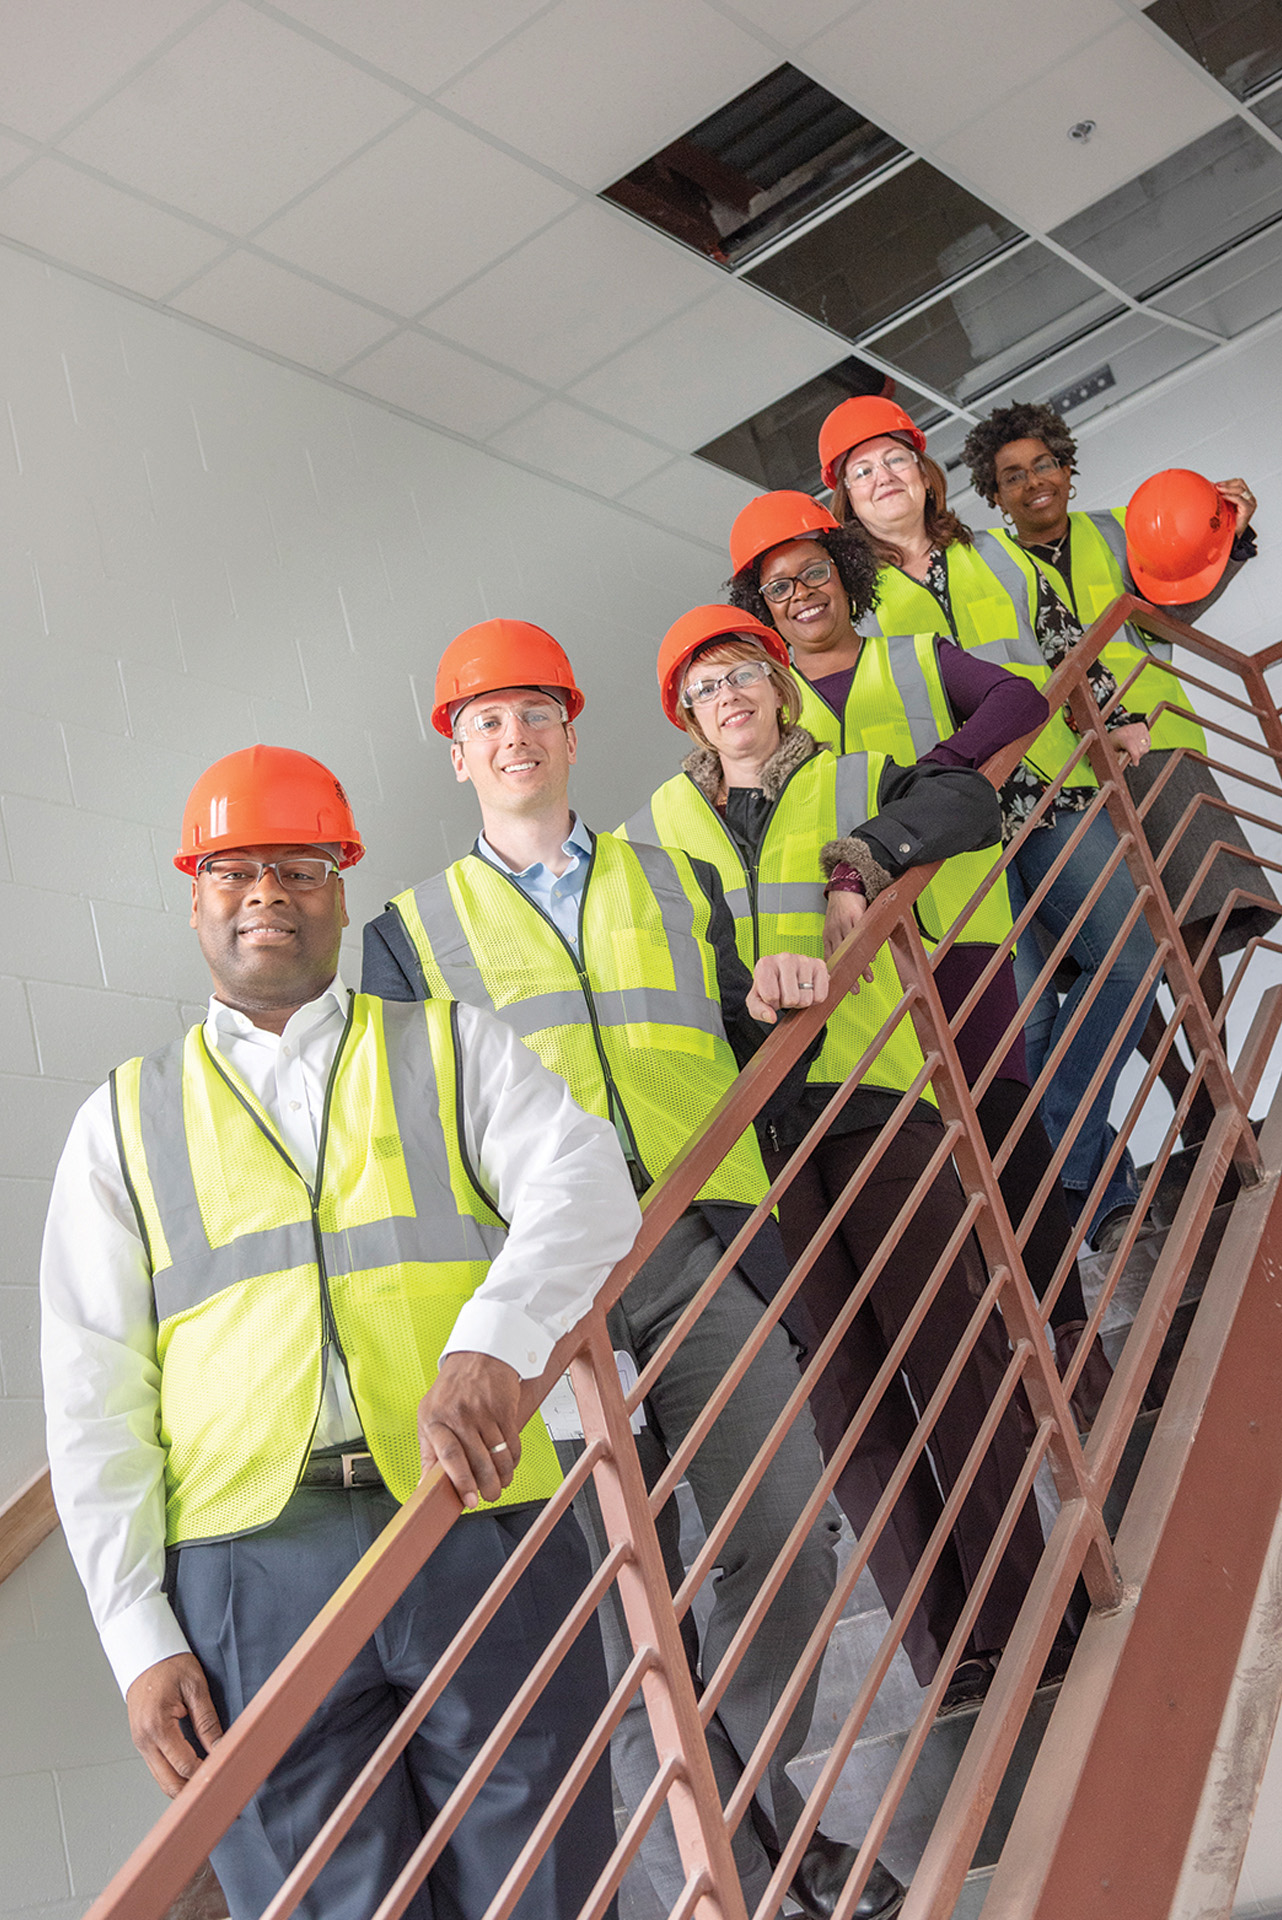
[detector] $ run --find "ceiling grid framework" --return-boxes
[0,0,1278,531]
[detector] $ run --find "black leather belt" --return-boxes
[299,1449,383,1489]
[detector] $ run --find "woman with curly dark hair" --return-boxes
[961,400,1276,1151]
[724,487,1112,1437]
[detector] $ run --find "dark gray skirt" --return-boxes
[1126,748,1280,957]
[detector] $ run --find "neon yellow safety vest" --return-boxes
[856,545,1095,790]
[791,638,1011,948]
[981,513,1207,757]
[110,994,561,1546]
[390,833,768,1209]
[622,749,934,1105]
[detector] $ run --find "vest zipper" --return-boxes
[309,994,356,1382]
[485,841,650,1178]
[806,677,847,754]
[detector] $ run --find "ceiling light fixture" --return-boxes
[1068,120,1097,143]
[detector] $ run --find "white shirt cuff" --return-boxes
[99,1592,192,1698]
[441,1301,561,1380]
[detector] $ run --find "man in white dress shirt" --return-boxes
[40,745,641,1920]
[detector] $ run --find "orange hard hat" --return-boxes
[729,490,840,576]
[1125,469,1237,605]
[432,618,584,738]
[818,396,927,491]
[657,605,788,729]
[175,745,365,874]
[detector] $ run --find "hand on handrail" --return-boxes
[823,890,876,972]
[747,952,831,1024]
[418,1351,522,1509]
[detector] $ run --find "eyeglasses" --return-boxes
[197,857,339,892]
[997,454,1065,490]
[844,449,919,488]
[454,699,567,741]
[681,660,772,708]
[759,559,833,606]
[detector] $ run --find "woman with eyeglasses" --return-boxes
[621,603,1057,1715]
[961,400,1277,1152]
[724,488,1111,1432]
[818,394,1160,1257]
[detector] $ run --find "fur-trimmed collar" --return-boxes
[680,725,823,804]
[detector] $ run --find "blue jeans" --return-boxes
[1008,806,1158,1244]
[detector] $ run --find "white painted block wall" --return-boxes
[0,242,745,1917]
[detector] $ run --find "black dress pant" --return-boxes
[764,1119,1045,1686]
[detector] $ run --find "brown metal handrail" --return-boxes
[83,594,1282,1920]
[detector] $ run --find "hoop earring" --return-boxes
[1068,483,1077,500]
[1001,510,1016,527]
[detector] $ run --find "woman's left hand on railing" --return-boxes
[823,889,876,970]
[1111,720,1151,767]
[748,953,831,1024]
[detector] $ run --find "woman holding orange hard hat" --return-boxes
[961,403,1277,1149]
[622,603,1056,1712]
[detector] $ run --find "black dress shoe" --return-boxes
[936,1654,996,1718]
[788,1832,906,1920]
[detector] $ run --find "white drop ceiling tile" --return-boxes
[486,399,673,496]
[616,456,758,547]
[568,283,844,451]
[933,19,1234,230]
[269,0,552,96]
[423,203,722,386]
[256,111,576,315]
[718,0,862,50]
[802,0,1123,147]
[59,2,412,233]
[344,329,543,437]
[169,251,394,372]
[0,159,228,299]
[436,0,775,189]
[0,0,210,141]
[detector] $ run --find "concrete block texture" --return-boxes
[0,1771,71,1908]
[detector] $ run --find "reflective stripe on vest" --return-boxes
[111,995,561,1544]
[801,635,1012,947]
[986,516,1206,757]
[391,834,768,1209]
[623,751,933,1103]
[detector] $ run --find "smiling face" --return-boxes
[450,684,577,823]
[682,643,784,768]
[190,842,347,1026]
[994,435,1073,543]
[758,537,855,661]
[841,432,929,545]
